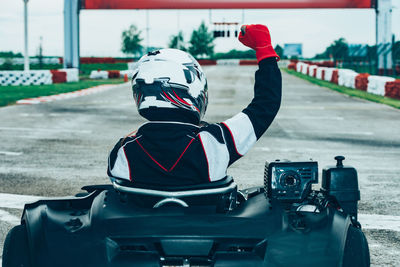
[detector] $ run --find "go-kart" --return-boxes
[2,156,369,267]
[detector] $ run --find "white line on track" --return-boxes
[0,193,400,232]
[0,151,23,156]
[358,214,400,232]
[0,193,42,209]
[277,116,344,120]
[285,130,374,136]
[19,113,61,117]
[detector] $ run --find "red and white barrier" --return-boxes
[290,61,400,101]
[308,65,318,78]
[89,70,109,79]
[316,67,328,80]
[367,76,395,96]
[0,68,79,86]
[59,68,79,82]
[355,74,369,91]
[323,68,336,82]
[216,59,240,65]
[338,69,358,88]
[301,64,309,75]
[385,80,400,99]
[0,70,53,86]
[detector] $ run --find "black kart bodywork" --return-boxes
[2,159,370,267]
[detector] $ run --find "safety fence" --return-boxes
[0,69,79,86]
[288,61,400,100]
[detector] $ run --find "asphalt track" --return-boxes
[0,66,399,265]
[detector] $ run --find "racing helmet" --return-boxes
[131,49,208,124]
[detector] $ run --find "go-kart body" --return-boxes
[15,180,359,266]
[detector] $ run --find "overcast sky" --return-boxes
[0,0,399,58]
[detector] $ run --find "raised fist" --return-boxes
[239,24,279,62]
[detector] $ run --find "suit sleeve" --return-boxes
[220,57,282,165]
[107,138,131,181]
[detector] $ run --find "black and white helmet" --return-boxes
[132,49,208,124]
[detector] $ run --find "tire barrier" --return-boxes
[290,61,400,101]
[301,64,309,75]
[0,70,53,86]
[50,70,67,83]
[324,68,335,82]
[239,60,258,65]
[308,65,318,78]
[331,70,339,84]
[107,70,121,79]
[338,69,358,88]
[355,74,370,91]
[367,76,395,96]
[216,59,240,65]
[89,70,109,79]
[197,59,217,65]
[385,80,400,99]
[59,68,79,82]
[0,68,79,86]
[288,62,297,70]
[89,70,138,80]
[316,67,328,80]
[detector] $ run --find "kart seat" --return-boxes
[111,176,237,211]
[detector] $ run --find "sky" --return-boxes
[0,0,399,58]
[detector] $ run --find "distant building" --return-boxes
[284,43,303,58]
[348,44,368,57]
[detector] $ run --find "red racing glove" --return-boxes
[238,24,280,63]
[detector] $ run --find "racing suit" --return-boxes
[107,57,282,187]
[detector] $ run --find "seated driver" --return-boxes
[107,24,282,187]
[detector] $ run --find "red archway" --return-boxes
[81,0,375,9]
[65,0,392,73]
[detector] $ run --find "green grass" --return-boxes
[0,78,125,107]
[284,68,400,109]
[0,63,129,75]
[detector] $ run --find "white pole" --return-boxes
[23,0,29,71]
[146,10,150,53]
[177,10,181,49]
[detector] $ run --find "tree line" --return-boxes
[121,21,215,59]
[314,37,400,64]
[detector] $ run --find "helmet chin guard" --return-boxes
[132,49,208,124]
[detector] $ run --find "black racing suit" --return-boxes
[107,58,282,187]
